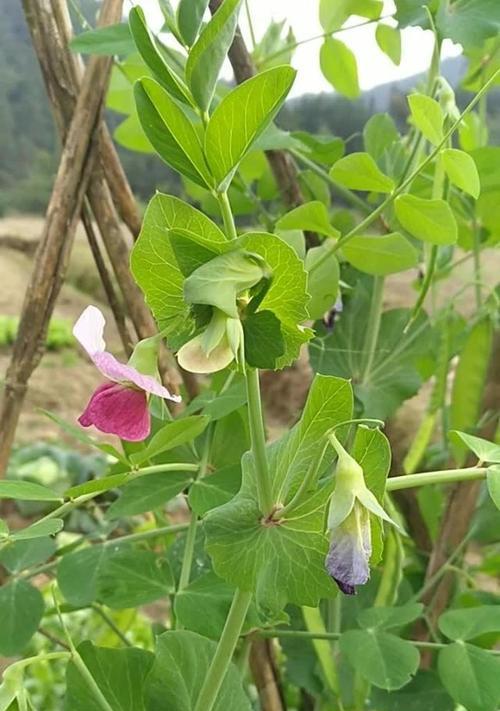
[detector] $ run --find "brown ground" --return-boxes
[0,215,497,458]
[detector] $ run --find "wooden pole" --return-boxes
[0,0,122,476]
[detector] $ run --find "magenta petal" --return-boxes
[78,382,150,442]
[92,352,180,402]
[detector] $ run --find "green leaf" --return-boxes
[310,279,433,419]
[65,642,154,711]
[408,94,444,146]
[436,0,500,49]
[305,244,340,320]
[441,148,481,198]
[185,0,242,111]
[11,519,64,541]
[131,193,226,336]
[448,431,500,464]
[438,642,500,711]
[58,545,108,607]
[439,605,500,641]
[342,232,419,275]
[205,376,353,609]
[487,466,500,510]
[330,152,394,193]
[276,201,339,239]
[358,603,424,630]
[0,480,61,502]
[114,114,153,153]
[201,381,248,421]
[131,416,210,466]
[97,549,175,609]
[376,24,401,65]
[450,318,493,465]
[145,630,251,710]
[0,580,44,655]
[243,310,285,369]
[174,571,260,638]
[395,194,458,245]
[320,0,383,32]
[0,519,8,538]
[363,113,399,161]
[177,0,209,45]
[320,38,360,99]
[189,464,241,516]
[135,78,212,187]
[205,66,296,189]
[340,629,419,690]
[129,7,191,105]
[65,473,129,500]
[0,537,56,574]
[372,670,454,711]
[238,232,311,368]
[106,472,193,519]
[70,23,135,56]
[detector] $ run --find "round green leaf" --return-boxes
[0,537,56,574]
[0,480,61,502]
[342,232,419,275]
[438,642,500,711]
[395,194,458,245]
[340,629,420,690]
[487,466,500,510]
[408,94,444,146]
[330,152,395,193]
[320,38,360,99]
[106,472,193,520]
[305,244,340,320]
[0,580,44,656]
[441,148,481,198]
[376,23,401,65]
[276,201,339,239]
[439,605,500,641]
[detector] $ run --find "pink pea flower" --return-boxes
[73,305,180,441]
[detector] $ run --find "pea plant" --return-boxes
[1,1,500,709]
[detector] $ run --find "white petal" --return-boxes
[73,305,106,356]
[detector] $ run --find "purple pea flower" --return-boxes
[73,306,180,441]
[325,432,396,595]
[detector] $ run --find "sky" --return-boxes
[136,0,462,97]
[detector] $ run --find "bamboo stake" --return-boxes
[0,0,123,476]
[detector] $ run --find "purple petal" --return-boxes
[93,352,180,402]
[325,504,372,595]
[73,305,106,356]
[78,382,150,441]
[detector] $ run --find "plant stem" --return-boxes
[302,606,340,697]
[71,648,114,711]
[194,588,253,711]
[217,191,238,240]
[472,218,483,309]
[91,604,132,647]
[361,275,384,383]
[386,466,486,491]
[178,511,198,591]
[245,368,273,516]
[131,463,199,477]
[278,441,328,518]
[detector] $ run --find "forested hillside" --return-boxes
[1,1,497,214]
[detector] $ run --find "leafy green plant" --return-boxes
[2,1,500,709]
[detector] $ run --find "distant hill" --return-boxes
[1,2,497,215]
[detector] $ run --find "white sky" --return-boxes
[136,0,462,97]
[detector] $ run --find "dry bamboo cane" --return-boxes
[0,0,123,476]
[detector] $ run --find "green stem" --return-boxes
[472,218,483,309]
[178,511,198,592]
[386,466,486,491]
[323,67,500,259]
[131,463,199,477]
[361,275,385,383]
[302,606,340,697]
[278,441,328,518]
[258,629,500,654]
[194,589,253,711]
[217,191,238,240]
[404,245,438,333]
[91,604,132,647]
[263,15,394,65]
[245,368,273,516]
[71,648,114,711]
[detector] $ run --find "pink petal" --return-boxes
[73,305,106,356]
[93,352,180,402]
[78,382,150,441]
